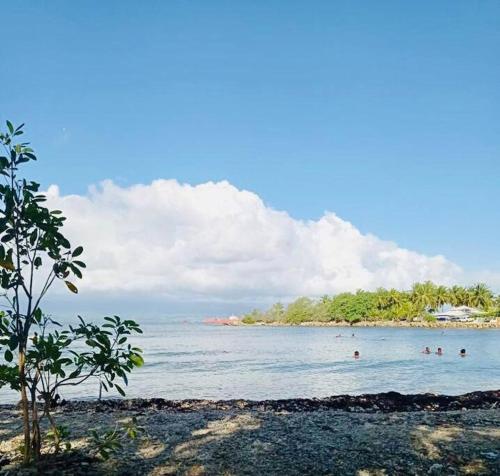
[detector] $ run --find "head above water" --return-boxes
[460,348,466,356]
[354,351,360,358]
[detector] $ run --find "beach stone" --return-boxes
[481,451,498,460]
[427,463,444,474]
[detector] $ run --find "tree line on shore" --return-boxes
[242,282,500,324]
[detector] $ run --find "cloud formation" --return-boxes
[46,180,462,302]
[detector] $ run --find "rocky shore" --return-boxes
[1,391,499,475]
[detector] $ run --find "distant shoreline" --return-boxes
[236,320,499,329]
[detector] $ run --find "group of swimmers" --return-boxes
[422,347,467,357]
[352,347,467,359]
[340,333,468,359]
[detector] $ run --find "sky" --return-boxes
[1,1,500,313]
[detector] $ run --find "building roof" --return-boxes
[434,306,482,319]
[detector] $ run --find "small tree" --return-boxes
[284,297,314,324]
[0,121,143,464]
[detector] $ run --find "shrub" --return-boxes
[242,316,257,324]
[0,122,143,464]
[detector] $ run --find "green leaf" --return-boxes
[34,308,43,322]
[8,335,18,350]
[60,237,71,248]
[6,121,14,134]
[130,354,144,367]
[70,264,83,279]
[64,281,78,294]
[115,384,126,397]
[72,246,83,257]
[4,349,13,362]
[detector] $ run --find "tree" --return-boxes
[375,288,391,311]
[242,308,265,324]
[0,122,143,464]
[266,302,285,322]
[324,291,377,323]
[411,281,437,312]
[434,285,449,311]
[468,283,493,310]
[284,297,314,324]
[449,285,468,307]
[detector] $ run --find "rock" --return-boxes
[481,451,498,460]
[428,463,444,474]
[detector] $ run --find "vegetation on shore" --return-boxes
[0,122,143,466]
[242,282,500,325]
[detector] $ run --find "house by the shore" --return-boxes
[433,305,482,322]
[203,315,241,326]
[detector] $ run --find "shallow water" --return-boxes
[1,318,499,402]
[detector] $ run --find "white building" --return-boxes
[434,306,482,322]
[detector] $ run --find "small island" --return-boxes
[237,282,500,328]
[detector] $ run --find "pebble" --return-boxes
[481,451,498,460]
[428,463,444,474]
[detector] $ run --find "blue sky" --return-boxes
[2,0,500,275]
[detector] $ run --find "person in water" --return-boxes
[436,347,443,356]
[354,351,360,359]
[460,348,467,357]
[422,346,431,354]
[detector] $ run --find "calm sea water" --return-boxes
[1,318,499,403]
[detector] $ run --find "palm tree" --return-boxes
[434,285,449,311]
[468,283,494,310]
[388,288,405,308]
[375,288,391,310]
[411,281,437,312]
[395,300,418,321]
[449,285,468,306]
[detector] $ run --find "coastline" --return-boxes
[1,391,499,475]
[237,320,500,329]
[22,388,500,413]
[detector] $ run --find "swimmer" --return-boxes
[351,333,355,337]
[460,348,467,357]
[422,346,431,354]
[354,350,360,359]
[336,334,342,338]
[436,347,443,356]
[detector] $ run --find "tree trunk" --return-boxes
[46,410,60,453]
[18,350,32,464]
[30,388,41,460]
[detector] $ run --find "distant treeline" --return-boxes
[242,282,500,324]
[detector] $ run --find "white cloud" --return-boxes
[45,179,463,302]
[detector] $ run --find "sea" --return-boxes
[1,317,499,403]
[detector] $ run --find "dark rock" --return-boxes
[33,389,500,415]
